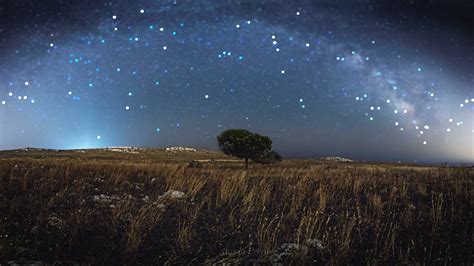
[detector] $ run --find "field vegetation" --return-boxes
[0,149,472,264]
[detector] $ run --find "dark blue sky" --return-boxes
[0,0,473,163]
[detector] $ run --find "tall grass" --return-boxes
[0,158,472,264]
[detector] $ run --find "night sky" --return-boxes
[0,0,473,163]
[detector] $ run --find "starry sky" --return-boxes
[0,0,473,163]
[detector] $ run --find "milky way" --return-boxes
[0,0,473,163]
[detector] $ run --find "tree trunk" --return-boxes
[245,158,248,169]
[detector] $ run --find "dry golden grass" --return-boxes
[0,153,472,264]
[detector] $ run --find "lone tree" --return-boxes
[217,129,282,169]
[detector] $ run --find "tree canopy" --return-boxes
[217,129,281,168]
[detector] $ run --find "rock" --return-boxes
[281,242,308,252]
[92,194,120,204]
[270,239,325,263]
[22,147,48,152]
[306,238,324,250]
[158,190,186,200]
[104,146,141,154]
[165,146,197,152]
[319,156,354,162]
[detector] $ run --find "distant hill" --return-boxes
[22,147,59,152]
[0,146,231,162]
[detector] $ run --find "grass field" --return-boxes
[0,148,472,264]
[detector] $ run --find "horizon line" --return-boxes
[1,146,472,166]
